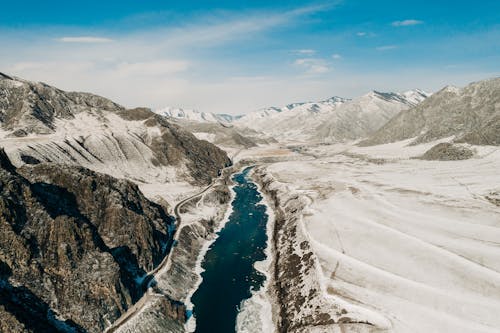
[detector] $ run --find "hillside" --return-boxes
[0,73,231,185]
[360,77,500,146]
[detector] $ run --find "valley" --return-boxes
[244,141,500,333]
[2,1,499,332]
[0,73,499,333]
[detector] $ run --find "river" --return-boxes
[191,167,270,333]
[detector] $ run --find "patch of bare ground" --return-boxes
[485,192,500,207]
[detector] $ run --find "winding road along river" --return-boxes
[191,167,269,333]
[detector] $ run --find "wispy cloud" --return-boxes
[376,45,398,51]
[392,19,423,27]
[57,36,114,43]
[115,60,189,76]
[331,53,342,59]
[356,31,376,37]
[294,49,316,55]
[294,58,330,74]
[3,4,335,113]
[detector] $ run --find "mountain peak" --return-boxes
[0,72,14,80]
[440,85,460,94]
[323,96,350,104]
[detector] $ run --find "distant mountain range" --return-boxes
[155,107,240,123]
[158,89,430,143]
[237,90,429,142]
[158,77,500,148]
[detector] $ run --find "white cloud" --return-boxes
[331,53,342,59]
[2,4,334,114]
[294,49,316,55]
[392,19,423,27]
[294,58,330,74]
[376,45,398,51]
[57,36,114,43]
[115,60,189,76]
[2,4,493,115]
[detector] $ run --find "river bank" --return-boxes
[113,167,234,333]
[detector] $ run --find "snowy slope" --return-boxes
[362,77,500,146]
[234,96,349,141]
[234,91,429,142]
[250,141,500,333]
[155,107,238,123]
[314,90,429,142]
[0,73,230,185]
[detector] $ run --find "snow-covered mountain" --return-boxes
[155,89,429,144]
[234,90,429,142]
[155,106,238,123]
[314,90,430,142]
[361,78,500,146]
[236,96,348,125]
[0,73,230,185]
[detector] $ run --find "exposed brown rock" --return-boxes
[0,149,175,333]
[417,142,475,161]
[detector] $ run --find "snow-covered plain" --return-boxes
[249,141,500,333]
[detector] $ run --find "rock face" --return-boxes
[361,77,500,146]
[0,73,231,185]
[417,142,475,161]
[115,178,232,333]
[0,149,175,333]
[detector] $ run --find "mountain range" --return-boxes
[157,89,430,143]
[1,72,499,333]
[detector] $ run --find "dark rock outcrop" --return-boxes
[0,149,175,333]
[417,142,475,161]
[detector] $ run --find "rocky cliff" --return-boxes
[0,149,175,333]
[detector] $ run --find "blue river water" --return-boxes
[191,167,269,333]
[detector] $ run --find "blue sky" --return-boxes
[1,0,499,114]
